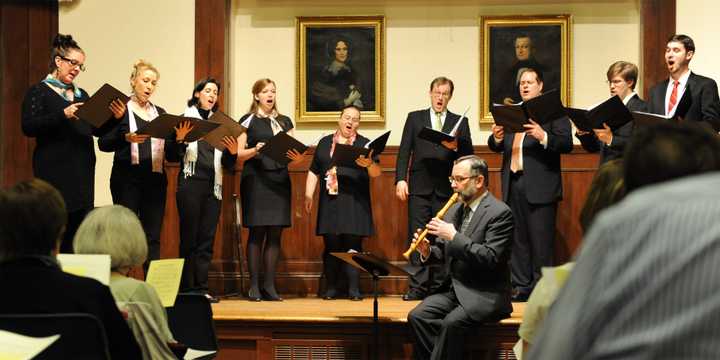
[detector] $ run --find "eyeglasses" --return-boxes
[431,91,451,99]
[59,56,86,72]
[448,175,477,184]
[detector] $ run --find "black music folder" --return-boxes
[330,131,390,168]
[203,111,245,151]
[567,95,633,132]
[76,83,129,128]
[632,90,692,127]
[136,114,185,138]
[367,130,391,156]
[258,132,308,165]
[631,111,679,127]
[491,89,567,132]
[418,127,454,144]
[524,89,567,125]
[491,103,528,133]
[183,120,221,143]
[332,131,390,167]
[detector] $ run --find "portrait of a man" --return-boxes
[480,16,571,122]
[296,16,385,124]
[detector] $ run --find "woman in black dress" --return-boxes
[304,105,380,300]
[176,78,238,300]
[99,60,191,266]
[21,33,125,252]
[237,78,303,301]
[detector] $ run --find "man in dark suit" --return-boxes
[408,155,513,360]
[396,76,473,301]
[576,61,647,164]
[487,68,572,301]
[0,179,141,360]
[646,34,720,131]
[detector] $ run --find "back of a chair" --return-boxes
[0,313,110,360]
[166,293,218,351]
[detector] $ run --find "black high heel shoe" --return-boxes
[261,288,283,301]
[247,288,262,302]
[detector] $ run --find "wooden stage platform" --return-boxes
[212,296,523,359]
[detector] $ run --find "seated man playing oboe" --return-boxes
[407,155,514,360]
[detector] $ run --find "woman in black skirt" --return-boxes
[304,105,380,300]
[237,78,303,301]
[99,60,191,266]
[176,78,238,301]
[21,33,124,252]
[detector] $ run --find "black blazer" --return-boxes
[487,115,572,204]
[647,72,720,131]
[395,109,473,197]
[426,193,514,321]
[577,94,647,164]
[0,257,142,359]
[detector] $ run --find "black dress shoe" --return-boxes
[402,291,425,301]
[261,288,283,301]
[322,289,337,300]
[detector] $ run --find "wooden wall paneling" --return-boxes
[190,147,600,297]
[1,1,57,188]
[641,0,676,98]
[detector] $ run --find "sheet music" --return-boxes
[146,259,184,307]
[0,330,59,360]
[56,254,111,285]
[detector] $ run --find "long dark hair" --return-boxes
[49,33,83,72]
[187,78,221,112]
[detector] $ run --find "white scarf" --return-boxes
[240,109,282,135]
[183,106,224,200]
[128,99,164,173]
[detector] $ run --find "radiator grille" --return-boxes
[275,344,362,360]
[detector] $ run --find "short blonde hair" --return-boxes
[130,59,160,82]
[73,205,147,270]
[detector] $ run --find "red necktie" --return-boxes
[667,80,680,115]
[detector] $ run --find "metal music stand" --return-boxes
[331,252,411,360]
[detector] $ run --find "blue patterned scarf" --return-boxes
[42,74,81,100]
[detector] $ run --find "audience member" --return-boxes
[74,205,177,359]
[528,123,720,359]
[0,179,141,359]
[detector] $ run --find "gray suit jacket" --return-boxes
[427,192,514,321]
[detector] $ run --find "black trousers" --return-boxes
[60,207,91,253]
[177,178,221,293]
[322,234,362,296]
[110,170,167,265]
[508,173,557,297]
[407,289,478,360]
[407,193,449,296]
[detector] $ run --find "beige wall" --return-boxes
[59,0,195,206]
[230,0,641,145]
[58,0,648,205]
[677,0,720,82]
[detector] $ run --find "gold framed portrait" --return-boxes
[479,15,572,123]
[296,16,385,124]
